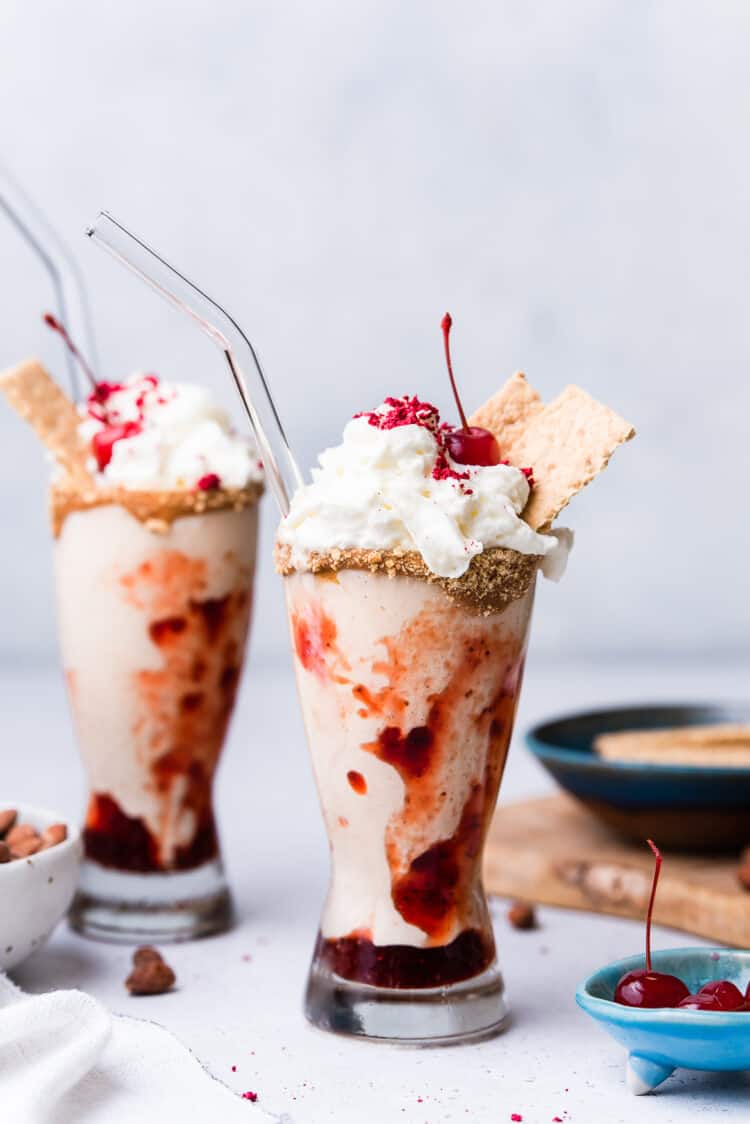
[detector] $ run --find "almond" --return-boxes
[507,900,537,930]
[0,809,17,836]
[11,834,42,858]
[5,823,37,848]
[41,823,68,848]
[126,957,176,996]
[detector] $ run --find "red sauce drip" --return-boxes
[375,724,434,779]
[356,615,525,946]
[142,592,243,870]
[180,691,204,713]
[149,616,187,646]
[291,606,339,681]
[391,783,484,938]
[84,793,160,872]
[315,927,494,988]
[191,595,230,643]
[121,557,251,871]
[346,770,367,795]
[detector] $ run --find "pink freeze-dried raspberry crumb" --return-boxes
[197,472,222,491]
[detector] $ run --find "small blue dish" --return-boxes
[526,703,750,849]
[577,947,750,1093]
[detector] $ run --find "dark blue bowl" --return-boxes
[526,704,750,850]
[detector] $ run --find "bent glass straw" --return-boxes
[86,211,302,516]
[0,164,99,400]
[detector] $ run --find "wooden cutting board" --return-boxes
[484,794,750,947]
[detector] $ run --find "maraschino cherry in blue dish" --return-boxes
[576,840,750,1093]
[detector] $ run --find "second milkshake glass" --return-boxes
[57,483,261,941]
[282,553,537,1043]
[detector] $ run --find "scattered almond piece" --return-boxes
[41,823,68,849]
[0,808,17,836]
[11,834,42,859]
[133,945,164,967]
[126,946,176,995]
[5,823,37,848]
[508,901,537,930]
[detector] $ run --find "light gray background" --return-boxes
[1,0,748,666]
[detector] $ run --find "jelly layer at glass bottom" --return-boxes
[314,927,495,989]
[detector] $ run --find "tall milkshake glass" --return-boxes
[55,479,261,941]
[279,547,536,1042]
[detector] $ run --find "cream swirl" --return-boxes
[278,397,568,579]
[77,374,263,491]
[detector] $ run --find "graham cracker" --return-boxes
[469,371,544,452]
[0,358,92,488]
[471,379,634,530]
[595,724,750,768]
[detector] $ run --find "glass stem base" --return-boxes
[304,957,509,1045]
[69,857,233,943]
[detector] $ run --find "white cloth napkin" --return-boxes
[0,974,274,1123]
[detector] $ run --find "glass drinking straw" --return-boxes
[0,164,99,400]
[86,211,302,515]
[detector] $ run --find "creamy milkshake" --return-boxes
[282,563,534,989]
[276,318,634,1042]
[1,358,263,940]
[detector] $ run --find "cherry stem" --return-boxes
[441,312,468,430]
[43,312,98,391]
[645,838,661,973]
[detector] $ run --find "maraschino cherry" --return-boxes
[440,313,501,467]
[614,840,690,1008]
[678,978,746,1011]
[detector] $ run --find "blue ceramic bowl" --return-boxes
[577,947,750,1093]
[526,703,750,850]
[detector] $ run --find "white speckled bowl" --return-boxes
[1,804,82,971]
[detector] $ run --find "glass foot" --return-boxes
[69,858,233,943]
[304,958,509,1045]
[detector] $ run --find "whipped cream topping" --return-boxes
[78,374,263,491]
[278,397,569,580]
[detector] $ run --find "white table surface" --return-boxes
[3,653,750,1123]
